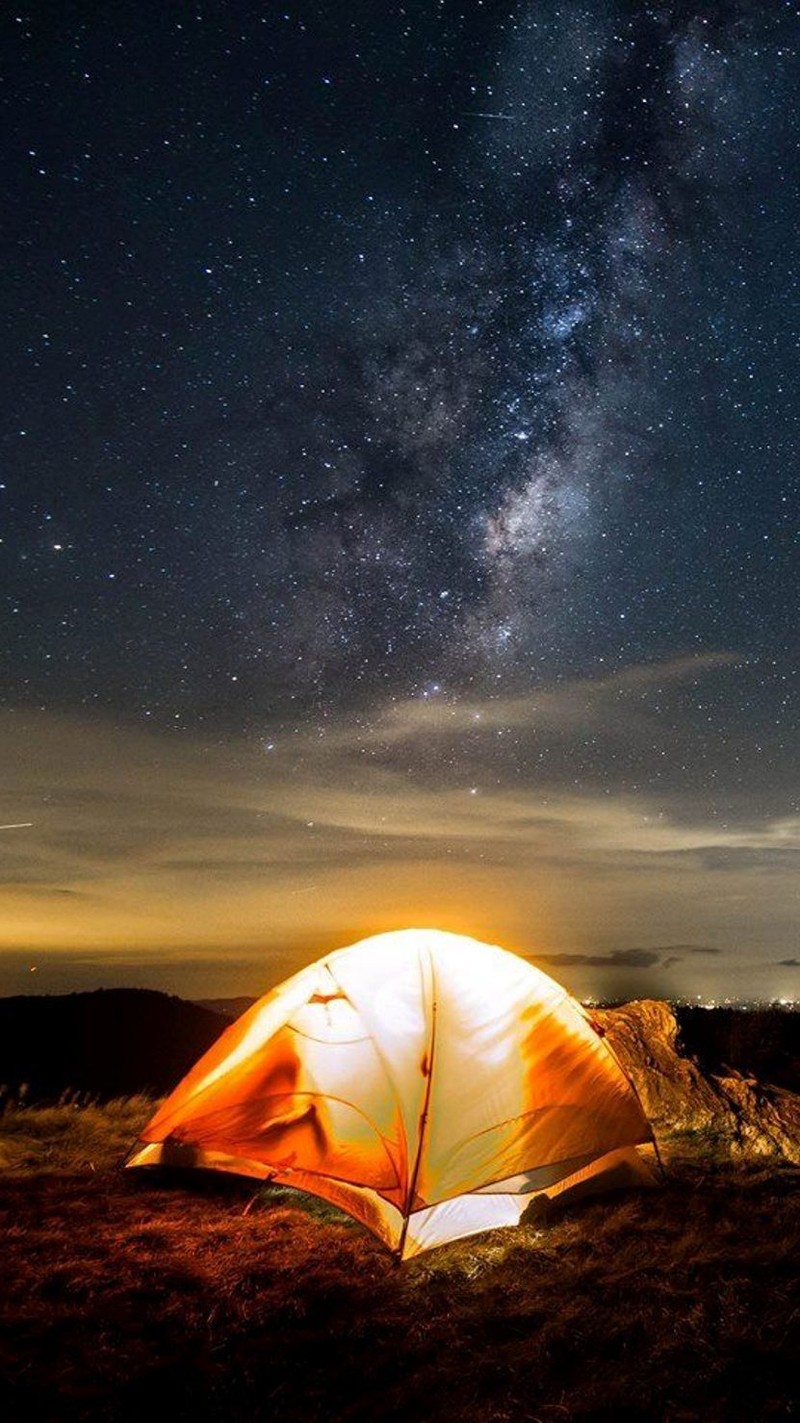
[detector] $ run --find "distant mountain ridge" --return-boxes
[195,996,257,1020]
[0,990,798,1161]
[675,1004,800,1095]
[0,989,225,1103]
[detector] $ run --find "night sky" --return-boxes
[1,1,798,1002]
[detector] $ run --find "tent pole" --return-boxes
[397,947,438,1263]
[651,1129,667,1180]
[395,1218,409,1262]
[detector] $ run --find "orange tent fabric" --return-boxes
[127,929,654,1257]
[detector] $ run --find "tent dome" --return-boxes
[127,929,654,1257]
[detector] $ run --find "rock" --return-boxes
[595,1000,800,1165]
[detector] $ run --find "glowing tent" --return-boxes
[127,929,655,1258]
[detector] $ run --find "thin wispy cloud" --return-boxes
[0,647,796,1000]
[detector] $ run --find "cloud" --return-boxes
[537,948,662,969]
[692,847,800,873]
[537,944,722,971]
[644,945,721,957]
[0,687,797,995]
[336,651,743,751]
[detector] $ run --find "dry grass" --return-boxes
[1,1102,798,1422]
[0,1096,154,1174]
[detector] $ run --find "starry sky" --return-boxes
[1,1,798,1002]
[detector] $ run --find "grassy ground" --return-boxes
[1,1102,798,1422]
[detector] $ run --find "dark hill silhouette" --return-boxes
[676,1005,800,1093]
[195,996,256,1020]
[1,988,797,1111]
[0,989,226,1104]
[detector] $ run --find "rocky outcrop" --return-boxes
[596,1000,800,1165]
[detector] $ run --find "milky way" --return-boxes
[2,0,796,734]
